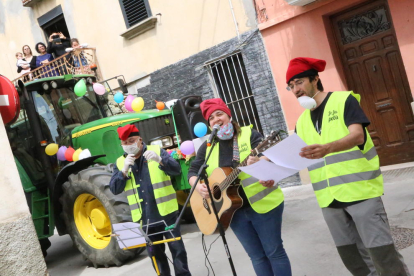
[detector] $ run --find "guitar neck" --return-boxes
[221,152,256,190]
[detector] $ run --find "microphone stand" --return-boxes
[167,137,237,276]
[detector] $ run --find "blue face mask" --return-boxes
[217,122,234,140]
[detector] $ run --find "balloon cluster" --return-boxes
[74,79,107,97]
[45,143,91,162]
[112,94,166,113]
[176,122,208,156]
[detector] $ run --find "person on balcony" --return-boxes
[47,32,71,74]
[70,38,89,75]
[35,42,58,78]
[17,45,37,80]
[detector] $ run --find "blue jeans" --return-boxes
[230,202,292,276]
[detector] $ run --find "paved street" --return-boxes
[47,169,414,276]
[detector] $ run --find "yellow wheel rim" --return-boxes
[74,193,112,249]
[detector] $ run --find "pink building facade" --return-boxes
[257,0,414,165]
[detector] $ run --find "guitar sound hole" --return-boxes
[213,185,221,200]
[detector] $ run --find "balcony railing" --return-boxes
[12,48,102,86]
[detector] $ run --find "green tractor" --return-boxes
[7,74,204,267]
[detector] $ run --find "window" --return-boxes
[206,52,263,134]
[119,0,152,28]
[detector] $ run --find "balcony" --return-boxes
[12,48,102,86]
[22,0,42,7]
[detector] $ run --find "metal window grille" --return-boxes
[206,52,263,134]
[119,0,152,28]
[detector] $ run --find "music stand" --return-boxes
[112,220,182,275]
[166,138,238,276]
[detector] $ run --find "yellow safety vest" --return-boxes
[296,91,383,208]
[116,145,178,222]
[206,126,284,213]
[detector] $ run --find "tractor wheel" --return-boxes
[60,166,144,268]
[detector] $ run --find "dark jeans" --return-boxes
[230,202,292,276]
[146,218,191,276]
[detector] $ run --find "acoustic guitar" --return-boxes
[190,131,282,235]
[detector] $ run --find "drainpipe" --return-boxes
[228,0,240,41]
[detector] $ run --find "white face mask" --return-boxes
[297,91,320,110]
[122,142,140,155]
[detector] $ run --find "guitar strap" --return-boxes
[232,134,240,168]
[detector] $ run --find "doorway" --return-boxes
[331,0,414,166]
[37,5,71,57]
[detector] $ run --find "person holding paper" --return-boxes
[188,98,291,276]
[109,124,191,276]
[286,57,409,275]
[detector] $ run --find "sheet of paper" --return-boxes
[239,159,298,183]
[263,133,323,170]
[112,222,146,249]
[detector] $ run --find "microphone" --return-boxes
[207,124,220,147]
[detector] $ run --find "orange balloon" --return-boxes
[90,63,97,69]
[156,101,165,110]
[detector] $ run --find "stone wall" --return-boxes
[135,29,301,186]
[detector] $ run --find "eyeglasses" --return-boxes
[286,79,305,91]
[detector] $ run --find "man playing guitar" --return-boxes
[188,98,292,276]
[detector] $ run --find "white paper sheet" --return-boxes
[239,159,298,183]
[112,222,146,249]
[239,134,324,185]
[263,133,323,170]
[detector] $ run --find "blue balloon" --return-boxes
[194,122,207,138]
[114,92,124,104]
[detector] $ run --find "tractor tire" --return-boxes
[60,166,144,268]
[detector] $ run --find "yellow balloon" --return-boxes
[45,143,59,156]
[131,97,145,112]
[72,148,83,162]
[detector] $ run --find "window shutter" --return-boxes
[119,0,152,28]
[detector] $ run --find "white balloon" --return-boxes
[79,149,92,160]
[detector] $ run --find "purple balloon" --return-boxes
[125,95,135,112]
[180,140,195,155]
[57,146,68,161]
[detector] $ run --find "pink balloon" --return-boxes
[57,146,68,161]
[93,83,106,95]
[125,95,135,112]
[180,140,195,155]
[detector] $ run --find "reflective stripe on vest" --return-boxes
[146,145,178,216]
[206,126,284,213]
[116,157,143,222]
[116,145,178,221]
[296,91,383,208]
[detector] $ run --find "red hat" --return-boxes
[117,124,139,140]
[286,57,326,84]
[200,98,232,121]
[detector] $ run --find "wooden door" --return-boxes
[331,0,414,166]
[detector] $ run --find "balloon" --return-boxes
[90,63,97,70]
[74,79,87,97]
[180,140,195,155]
[79,149,92,160]
[57,146,68,161]
[114,92,124,104]
[156,101,165,110]
[73,148,82,162]
[124,95,135,112]
[65,147,76,162]
[93,83,106,95]
[194,122,207,138]
[45,143,59,156]
[132,97,145,112]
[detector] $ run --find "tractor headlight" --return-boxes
[172,135,181,145]
[150,136,173,148]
